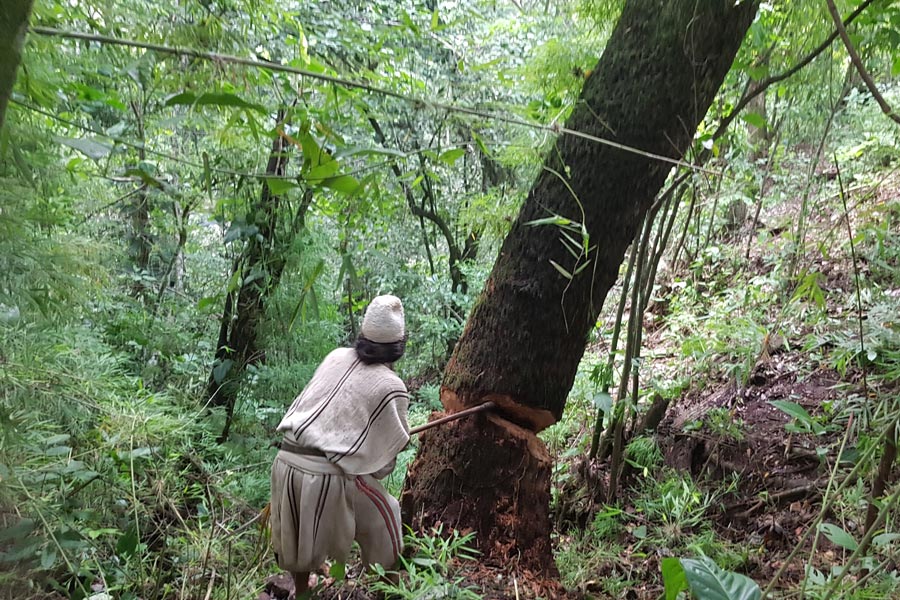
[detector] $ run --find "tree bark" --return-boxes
[0,0,34,132]
[128,100,153,296]
[403,0,757,575]
[208,115,304,443]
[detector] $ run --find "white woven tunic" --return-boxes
[276,348,410,475]
[270,347,409,572]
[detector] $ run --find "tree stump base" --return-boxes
[401,412,556,576]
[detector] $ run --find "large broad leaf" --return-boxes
[681,557,761,600]
[123,166,175,194]
[306,160,340,181]
[164,91,265,113]
[54,136,113,160]
[212,358,234,384]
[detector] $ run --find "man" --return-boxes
[270,295,410,598]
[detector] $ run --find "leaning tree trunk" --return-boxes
[0,0,34,132]
[402,0,757,575]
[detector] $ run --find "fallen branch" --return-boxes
[727,482,822,519]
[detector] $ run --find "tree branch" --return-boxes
[712,0,878,140]
[30,26,714,173]
[825,0,900,125]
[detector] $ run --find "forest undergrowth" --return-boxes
[5,100,900,599]
[3,2,900,598]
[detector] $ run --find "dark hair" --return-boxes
[355,335,407,365]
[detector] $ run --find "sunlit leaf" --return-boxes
[741,112,767,129]
[592,392,613,413]
[438,148,466,165]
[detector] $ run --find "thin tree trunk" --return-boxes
[127,100,153,296]
[208,114,298,443]
[403,0,757,574]
[0,0,33,132]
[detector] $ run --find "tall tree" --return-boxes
[0,0,33,131]
[402,0,758,574]
[207,112,312,443]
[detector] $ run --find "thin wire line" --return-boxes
[28,26,719,176]
[11,98,430,182]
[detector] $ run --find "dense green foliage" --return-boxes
[2,0,899,598]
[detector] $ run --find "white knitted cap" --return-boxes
[361,295,405,343]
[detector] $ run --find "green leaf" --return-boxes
[307,161,340,181]
[265,178,300,196]
[40,547,57,569]
[400,10,419,34]
[818,523,858,551]
[298,131,329,167]
[527,215,572,227]
[322,175,360,195]
[120,447,152,460]
[471,131,491,157]
[438,148,466,165]
[203,151,213,200]
[593,392,613,414]
[53,136,112,160]
[430,6,439,30]
[197,296,219,312]
[116,525,139,558]
[680,557,761,600]
[873,533,900,548]
[549,259,572,280]
[661,557,688,600]
[123,166,173,193]
[165,91,265,113]
[769,400,814,425]
[44,434,71,446]
[44,446,72,456]
[288,259,325,331]
[213,358,234,384]
[741,112,767,129]
[329,561,346,581]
